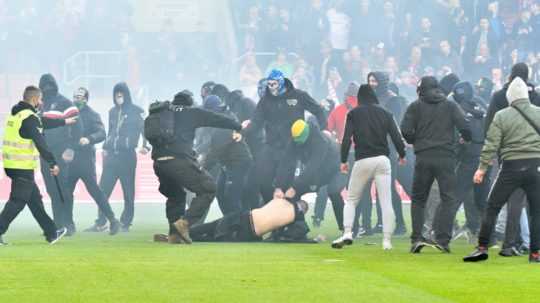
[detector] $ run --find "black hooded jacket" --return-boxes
[38,74,81,155]
[275,122,340,195]
[401,77,471,156]
[485,81,540,135]
[74,103,106,157]
[342,85,406,163]
[244,78,327,149]
[453,81,486,160]
[103,82,144,153]
[368,72,405,123]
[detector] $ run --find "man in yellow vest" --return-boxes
[0,86,77,245]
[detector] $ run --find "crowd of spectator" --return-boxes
[233,0,540,102]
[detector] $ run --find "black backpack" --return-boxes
[144,101,183,147]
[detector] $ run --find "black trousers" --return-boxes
[315,172,346,230]
[0,169,57,240]
[96,150,136,227]
[66,151,116,224]
[40,154,71,229]
[389,156,406,227]
[456,157,482,233]
[255,145,286,203]
[410,153,460,245]
[216,161,252,215]
[153,157,216,233]
[478,158,540,252]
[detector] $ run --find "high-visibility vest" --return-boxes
[2,109,40,170]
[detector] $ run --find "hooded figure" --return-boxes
[91,82,145,232]
[440,73,460,97]
[37,73,81,233]
[485,62,540,134]
[103,82,144,153]
[368,71,405,123]
[402,76,471,155]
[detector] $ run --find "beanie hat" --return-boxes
[291,119,311,144]
[357,84,379,105]
[345,81,360,98]
[506,77,529,105]
[440,73,460,97]
[510,63,529,82]
[203,95,226,112]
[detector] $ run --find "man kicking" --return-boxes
[154,197,308,243]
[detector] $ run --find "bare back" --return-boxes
[251,198,296,236]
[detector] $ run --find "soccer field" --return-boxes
[1,203,539,303]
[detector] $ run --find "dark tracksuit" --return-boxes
[38,74,82,230]
[150,105,241,235]
[226,91,263,210]
[65,104,117,224]
[96,83,144,228]
[275,124,345,230]
[484,81,540,249]
[401,84,471,245]
[200,111,253,215]
[369,72,408,230]
[244,78,327,203]
[454,92,487,234]
[0,102,64,240]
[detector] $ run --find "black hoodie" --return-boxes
[401,77,471,156]
[244,78,327,149]
[453,81,486,160]
[368,72,405,123]
[38,74,81,155]
[103,82,144,153]
[275,122,340,195]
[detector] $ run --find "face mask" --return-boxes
[74,100,87,109]
[116,97,124,105]
[268,82,280,96]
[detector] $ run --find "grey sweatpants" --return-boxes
[344,156,395,238]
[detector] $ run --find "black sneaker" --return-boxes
[48,228,68,245]
[0,235,7,246]
[109,220,120,236]
[393,225,407,236]
[499,246,522,257]
[410,241,426,254]
[520,245,530,255]
[84,223,107,232]
[463,247,489,262]
[529,252,540,263]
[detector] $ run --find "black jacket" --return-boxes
[275,124,340,195]
[103,83,144,154]
[199,111,252,170]
[151,107,242,160]
[11,101,65,167]
[244,78,326,149]
[38,74,81,155]
[485,81,540,135]
[342,103,406,163]
[227,90,264,154]
[73,104,106,156]
[401,87,471,156]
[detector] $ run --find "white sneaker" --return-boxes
[383,238,393,250]
[331,232,353,249]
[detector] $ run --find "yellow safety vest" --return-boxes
[2,109,40,170]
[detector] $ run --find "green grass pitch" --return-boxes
[0,203,539,303]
